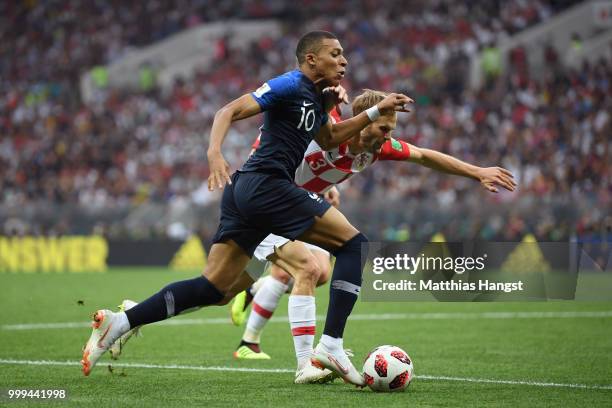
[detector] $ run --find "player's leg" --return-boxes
[274,243,339,383]
[82,171,272,375]
[218,270,255,306]
[230,275,270,326]
[296,206,368,386]
[225,233,289,359]
[235,263,291,360]
[238,178,364,384]
[249,275,273,296]
[269,241,338,383]
[231,236,287,326]
[255,180,365,385]
[109,299,140,360]
[81,240,250,375]
[125,240,250,325]
[235,236,319,357]
[311,247,332,286]
[269,242,320,364]
[272,244,325,361]
[291,248,330,369]
[110,269,254,361]
[81,240,252,375]
[237,245,331,362]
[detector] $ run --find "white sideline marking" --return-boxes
[0,359,611,391]
[2,310,612,331]
[415,373,612,390]
[0,359,292,374]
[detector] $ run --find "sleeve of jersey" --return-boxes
[251,134,261,150]
[250,74,297,111]
[378,138,411,161]
[320,106,340,127]
[330,107,342,124]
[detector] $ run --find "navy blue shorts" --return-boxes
[211,172,331,256]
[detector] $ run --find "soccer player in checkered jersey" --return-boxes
[230,89,517,382]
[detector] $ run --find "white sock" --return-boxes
[243,277,288,343]
[320,334,343,353]
[249,276,269,297]
[108,312,132,345]
[116,312,131,333]
[288,295,316,366]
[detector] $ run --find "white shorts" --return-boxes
[252,233,330,262]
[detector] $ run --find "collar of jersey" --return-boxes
[295,69,317,91]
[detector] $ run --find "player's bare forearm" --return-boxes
[316,111,371,150]
[408,146,516,193]
[411,148,481,180]
[207,94,261,156]
[207,108,234,156]
[316,92,413,150]
[207,94,261,191]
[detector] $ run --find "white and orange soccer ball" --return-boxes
[362,345,414,392]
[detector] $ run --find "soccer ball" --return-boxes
[362,345,414,392]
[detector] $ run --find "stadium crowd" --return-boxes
[1,0,609,242]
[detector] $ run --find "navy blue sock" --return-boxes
[125,276,224,327]
[323,232,368,338]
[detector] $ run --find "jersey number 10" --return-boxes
[298,107,315,131]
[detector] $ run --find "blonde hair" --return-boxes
[352,89,389,116]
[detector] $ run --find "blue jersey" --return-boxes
[240,69,329,180]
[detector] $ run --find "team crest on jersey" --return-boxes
[391,138,403,152]
[254,83,271,98]
[356,153,369,170]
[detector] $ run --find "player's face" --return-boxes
[360,113,397,153]
[314,39,347,86]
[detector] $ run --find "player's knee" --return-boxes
[270,266,293,285]
[316,263,331,286]
[304,257,322,286]
[292,256,321,287]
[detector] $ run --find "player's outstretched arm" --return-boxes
[407,145,517,193]
[315,93,413,150]
[207,94,262,191]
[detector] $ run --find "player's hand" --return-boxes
[323,85,350,108]
[324,186,341,208]
[377,93,414,115]
[477,167,517,193]
[207,151,232,191]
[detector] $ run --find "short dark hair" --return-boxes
[295,31,338,64]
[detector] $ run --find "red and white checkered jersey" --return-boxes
[251,108,411,194]
[294,137,410,193]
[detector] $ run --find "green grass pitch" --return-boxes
[1,269,612,407]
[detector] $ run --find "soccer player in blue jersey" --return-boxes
[81,31,412,386]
